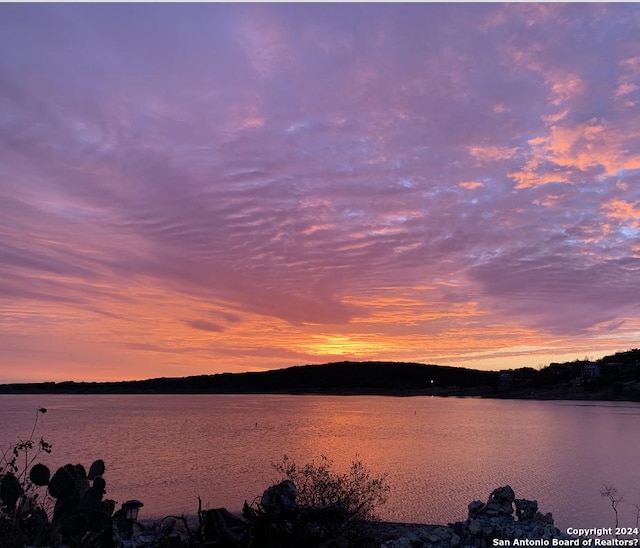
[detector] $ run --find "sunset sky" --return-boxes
[2,3,640,383]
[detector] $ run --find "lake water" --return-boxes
[1,395,639,531]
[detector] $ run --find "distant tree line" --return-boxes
[1,349,640,399]
[0,361,497,395]
[498,348,640,400]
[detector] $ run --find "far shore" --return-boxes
[2,349,640,401]
[1,384,639,402]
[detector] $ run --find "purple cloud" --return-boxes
[1,3,640,380]
[185,320,224,333]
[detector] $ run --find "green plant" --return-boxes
[0,408,52,482]
[0,407,52,547]
[42,459,115,547]
[0,409,115,547]
[272,454,390,522]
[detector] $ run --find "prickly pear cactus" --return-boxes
[29,463,51,486]
[38,458,115,544]
[88,459,105,480]
[48,466,76,500]
[0,473,22,510]
[92,476,106,494]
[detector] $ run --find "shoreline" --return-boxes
[0,388,638,402]
[130,485,573,548]
[2,349,639,401]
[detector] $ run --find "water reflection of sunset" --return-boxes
[4,394,640,527]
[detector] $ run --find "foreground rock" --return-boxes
[379,486,572,548]
[114,484,572,547]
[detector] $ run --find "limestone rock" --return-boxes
[260,479,298,518]
[468,500,486,520]
[381,538,413,548]
[486,485,515,516]
[442,486,570,548]
[515,498,538,521]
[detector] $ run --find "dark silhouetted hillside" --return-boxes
[2,349,640,399]
[0,361,496,395]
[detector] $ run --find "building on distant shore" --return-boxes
[582,363,601,378]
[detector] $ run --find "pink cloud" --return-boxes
[510,119,640,188]
[2,3,640,381]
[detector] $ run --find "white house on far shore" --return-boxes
[582,363,601,378]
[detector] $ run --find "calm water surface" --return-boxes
[1,395,639,530]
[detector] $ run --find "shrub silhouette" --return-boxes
[272,454,390,522]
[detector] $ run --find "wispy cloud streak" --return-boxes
[1,3,639,381]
